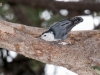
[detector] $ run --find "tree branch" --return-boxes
[0,20,100,75]
[5,0,100,12]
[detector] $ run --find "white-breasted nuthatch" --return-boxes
[40,17,83,43]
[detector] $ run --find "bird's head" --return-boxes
[40,31,58,41]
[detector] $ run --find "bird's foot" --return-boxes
[58,42,68,45]
[51,41,72,45]
[59,40,73,45]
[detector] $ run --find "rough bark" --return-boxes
[5,0,100,12]
[0,20,100,75]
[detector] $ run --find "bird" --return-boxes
[39,17,83,44]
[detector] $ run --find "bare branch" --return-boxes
[5,0,100,12]
[0,20,100,75]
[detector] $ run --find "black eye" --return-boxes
[44,35,46,37]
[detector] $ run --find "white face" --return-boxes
[41,32,57,41]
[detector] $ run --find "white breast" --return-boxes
[41,32,58,41]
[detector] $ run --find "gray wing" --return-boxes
[48,17,83,40]
[49,22,68,40]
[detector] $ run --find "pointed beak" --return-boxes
[35,35,41,38]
